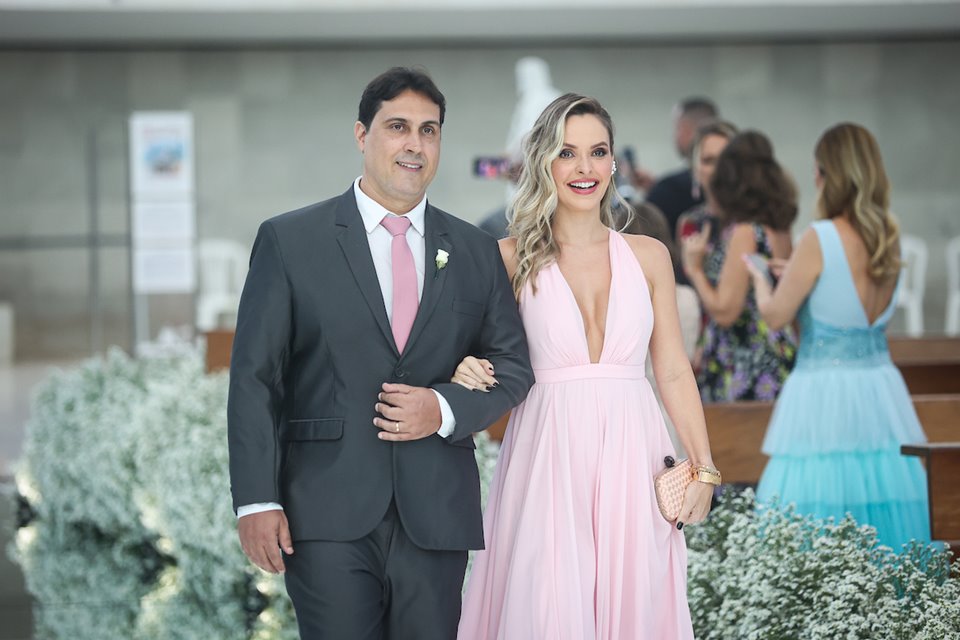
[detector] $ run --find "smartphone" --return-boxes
[472,156,511,179]
[679,218,702,239]
[745,253,772,281]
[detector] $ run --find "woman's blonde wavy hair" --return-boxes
[507,93,632,297]
[814,123,900,283]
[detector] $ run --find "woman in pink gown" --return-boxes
[455,94,720,639]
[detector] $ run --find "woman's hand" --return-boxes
[680,222,711,277]
[768,257,788,280]
[741,253,774,303]
[451,356,497,391]
[675,479,714,528]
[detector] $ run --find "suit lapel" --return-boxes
[334,188,398,356]
[404,205,452,355]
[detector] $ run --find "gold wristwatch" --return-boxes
[694,465,722,486]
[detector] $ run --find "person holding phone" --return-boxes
[681,130,798,403]
[743,123,929,550]
[674,120,738,289]
[676,120,738,241]
[646,98,719,242]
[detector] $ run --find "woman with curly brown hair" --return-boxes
[681,130,798,402]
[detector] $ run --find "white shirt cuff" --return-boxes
[237,502,283,519]
[432,389,457,438]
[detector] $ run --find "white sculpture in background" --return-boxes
[506,56,563,160]
[504,57,562,204]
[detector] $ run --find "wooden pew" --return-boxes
[702,401,773,484]
[205,329,235,373]
[487,394,960,457]
[203,330,960,394]
[486,412,510,441]
[901,443,960,552]
[890,337,960,395]
[701,394,960,485]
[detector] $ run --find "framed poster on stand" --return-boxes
[128,112,196,353]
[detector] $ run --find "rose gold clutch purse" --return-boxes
[654,457,694,522]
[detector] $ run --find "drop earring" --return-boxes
[611,160,618,175]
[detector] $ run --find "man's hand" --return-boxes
[238,510,294,574]
[374,383,442,442]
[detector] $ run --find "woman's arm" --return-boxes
[634,235,714,467]
[626,234,715,525]
[744,227,822,331]
[450,237,520,391]
[683,223,756,327]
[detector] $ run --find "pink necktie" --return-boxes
[380,215,418,353]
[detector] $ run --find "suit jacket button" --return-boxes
[395,368,407,379]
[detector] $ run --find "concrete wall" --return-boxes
[1,39,957,357]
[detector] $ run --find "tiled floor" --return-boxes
[0,359,79,640]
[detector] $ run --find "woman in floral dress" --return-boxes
[681,130,797,402]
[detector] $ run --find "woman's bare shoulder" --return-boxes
[498,236,518,259]
[498,237,519,277]
[620,232,671,271]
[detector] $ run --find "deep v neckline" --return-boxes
[555,230,615,364]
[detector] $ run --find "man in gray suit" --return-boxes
[227,67,534,639]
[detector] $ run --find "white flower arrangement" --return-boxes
[17,348,158,536]
[685,489,960,639]
[10,345,299,639]
[11,522,155,640]
[464,428,501,589]
[130,357,259,639]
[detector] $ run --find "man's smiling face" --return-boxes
[355,89,442,214]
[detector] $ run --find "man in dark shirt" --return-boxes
[645,97,718,285]
[646,97,719,243]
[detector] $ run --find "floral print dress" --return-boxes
[697,223,797,403]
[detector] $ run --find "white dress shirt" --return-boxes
[237,178,457,518]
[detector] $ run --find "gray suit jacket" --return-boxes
[227,186,534,551]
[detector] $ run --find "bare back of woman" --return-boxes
[832,216,898,325]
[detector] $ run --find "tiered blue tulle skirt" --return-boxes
[756,326,930,551]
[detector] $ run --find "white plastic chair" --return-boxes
[196,239,249,331]
[896,235,927,337]
[946,235,960,337]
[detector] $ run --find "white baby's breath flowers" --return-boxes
[684,490,960,639]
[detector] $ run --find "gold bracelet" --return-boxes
[694,465,722,486]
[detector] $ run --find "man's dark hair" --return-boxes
[357,67,446,130]
[678,97,718,121]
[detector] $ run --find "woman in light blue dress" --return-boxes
[744,123,929,551]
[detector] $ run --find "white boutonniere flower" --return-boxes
[435,249,449,278]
